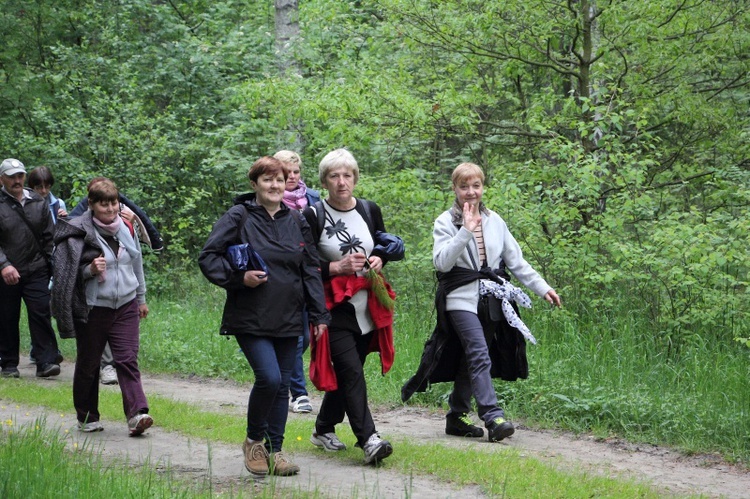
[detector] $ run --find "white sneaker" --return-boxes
[290,395,313,413]
[362,433,393,464]
[77,420,104,432]
[100,365,117,385]
[310,432,347,451]
[128,413,153,436]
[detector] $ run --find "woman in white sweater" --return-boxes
[430,162,561,442]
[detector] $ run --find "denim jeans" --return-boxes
[289,309,310,400]
[447,310,504,425]
[236,334,298,452]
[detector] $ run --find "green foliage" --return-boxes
[2,0,749,457]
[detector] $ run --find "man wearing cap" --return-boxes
[0,158,61,378]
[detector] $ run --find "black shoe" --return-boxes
[446,413,484,438]
[487,417,515,442]
[36,363,61,378]
[1,366,20,378]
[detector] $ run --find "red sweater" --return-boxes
[309,273,396,391]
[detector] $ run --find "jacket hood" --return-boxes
[232,192,292,217]
[232,191,256,206]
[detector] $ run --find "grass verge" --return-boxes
[1,377,672,497]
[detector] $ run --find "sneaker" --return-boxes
[128,413,153,436]
[36,363,61,378]
[487,417,515,442]
[362,433,393,464]
[446,413,484,438]
[243,439,269,477]
[77,420,104,432]
[100,365,118,385]
[310,431,347,451]
[1,366,20,378]
[268,451,300,476]
[290,395,313,413]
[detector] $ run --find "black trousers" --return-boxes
[0,268,59,369]
[315,325,376,447]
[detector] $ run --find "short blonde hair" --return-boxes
[452,162,485,186]
[273,150,301,166]
[319,148,359,185]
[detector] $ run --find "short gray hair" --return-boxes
[319,148,359,185]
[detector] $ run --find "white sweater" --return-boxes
[433,208,552,313]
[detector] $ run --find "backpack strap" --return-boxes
[314,200,326,237]
[235,204,250,243]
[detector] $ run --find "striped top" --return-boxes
[473,223,486,267]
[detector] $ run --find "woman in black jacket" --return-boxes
[199,156,330,478]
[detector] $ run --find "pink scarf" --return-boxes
[92,215,123,282]
[93,214,122,236]
[282,181,309,211]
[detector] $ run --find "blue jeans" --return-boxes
[289,309,310,400]
[236,334,298,452]
[447,310,504,425]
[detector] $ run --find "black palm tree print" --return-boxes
[323,208,366,256]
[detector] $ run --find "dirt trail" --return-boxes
[2,362,749,498]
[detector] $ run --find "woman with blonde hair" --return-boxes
[402,162,561,442]
[274,149,321,414]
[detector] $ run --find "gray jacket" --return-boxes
[433,206,552,313]
[0,188,54,275]
[52,212,146,337]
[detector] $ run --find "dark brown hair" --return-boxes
[28,166,55,188]
[248,156,288,183]
[87,177,119,205]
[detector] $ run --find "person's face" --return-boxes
[32,182,51,199]
[453,175,484,208]
[91,198,119,224]
[322,166,357,206]
[251,170,286,207]
[285,163,301,191]
[1,172,26,200]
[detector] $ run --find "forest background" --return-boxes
[1,0,749,464]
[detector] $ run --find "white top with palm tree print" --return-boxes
[317,200,375,335]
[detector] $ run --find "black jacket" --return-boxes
[0,188,54,275]
[198,193,330,336]
[401,265,528,402]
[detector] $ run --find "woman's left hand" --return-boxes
[544,289,562,308]
[312,323,328,341]
[120,206,135,222]
[367,255,383,273]
[139,303,149,319]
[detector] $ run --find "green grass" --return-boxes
[61,274,748,464]
[0,418,218,498]
[1,378,668,498]
[8,272,749,496]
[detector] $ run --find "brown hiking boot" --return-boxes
[269,451,300,476]
[242,439,269,477]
